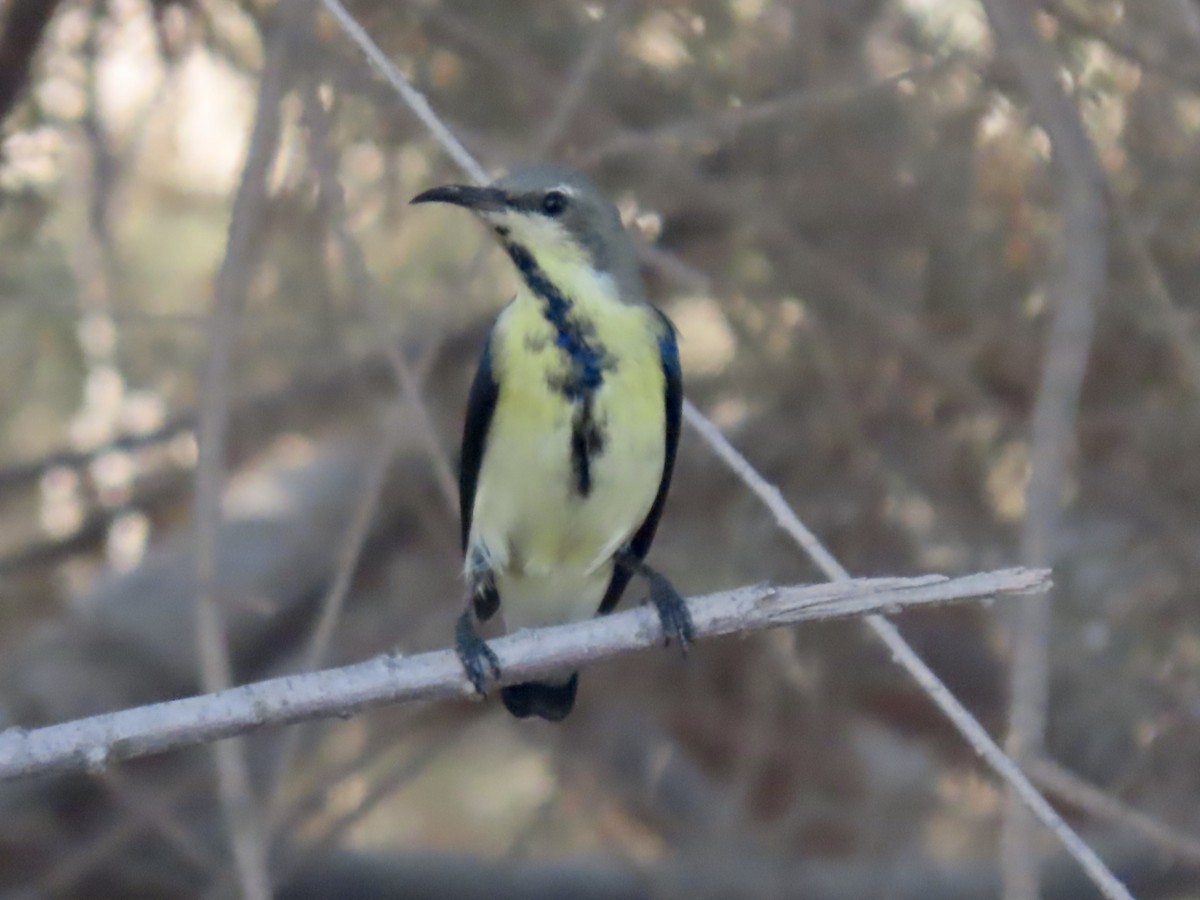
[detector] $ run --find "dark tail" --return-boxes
[500,673,579,722]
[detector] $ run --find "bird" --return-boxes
[412,164,692,722]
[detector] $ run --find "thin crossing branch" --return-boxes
[1028,757,1200,868]
[320,0,488,184]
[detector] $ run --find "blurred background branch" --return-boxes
[975,1,1109,898]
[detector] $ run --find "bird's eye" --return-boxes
[542,191,568,216]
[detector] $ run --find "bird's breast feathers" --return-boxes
[467,290,668,629]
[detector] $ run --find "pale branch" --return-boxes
[1028,757,1200,869]
[978,2,1109,898]
[686,404,1133,900]
[253,80,458,831]
[576,59,953,168]
[191,6,299,896]
[0,569,1046,782]
[320,0,489,185]
[299,83,458,511]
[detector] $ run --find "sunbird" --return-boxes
[412,165,692,721]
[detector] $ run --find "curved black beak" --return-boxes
[410,184,507,212]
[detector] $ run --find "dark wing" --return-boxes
[599,307,682,614]
[460,323,499,553]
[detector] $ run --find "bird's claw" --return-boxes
[648,573,695,655]
[455,610,501,696]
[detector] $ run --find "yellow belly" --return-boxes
[467,294,666,631]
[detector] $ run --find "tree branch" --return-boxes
[0,568,1046,782]
[191,6,303,897]
[1028,757,1200,869]
[319,0,488,184]
[977,2,1110,897]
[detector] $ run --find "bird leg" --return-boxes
[614,549,695,654]
[455,608,501,696]
[467,546,500,621]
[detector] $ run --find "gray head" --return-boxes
[412,164,644,302]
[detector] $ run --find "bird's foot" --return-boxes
[455,610,501,696]
[614,548,694,655]
[648,571,695,655]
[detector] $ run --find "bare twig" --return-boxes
[97,767,224,877]
[0,569,1047,781]
[191,8,300,898]
[681,405,1124,900]
[529,0,628,158]
[299,81,458,510]
[28,769,211,897]
[576,61,948,168]
[503,792,562,861]
[319,0,488,184]
[274,722,478,885]
[1041,1,1200,401]
[978,3,1110,898]
[993,7,1200,400]
[1028,757,1200,868]
[255,77,465,838]
[644,167,1002,414]
[1109,192,1200,396]
[636,241,712,293]
[314,14,1129,897]
[207,715,473,898]
[258,407,405,827]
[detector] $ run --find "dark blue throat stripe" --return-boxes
[505,242,611,400]
[505,241,612,497]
